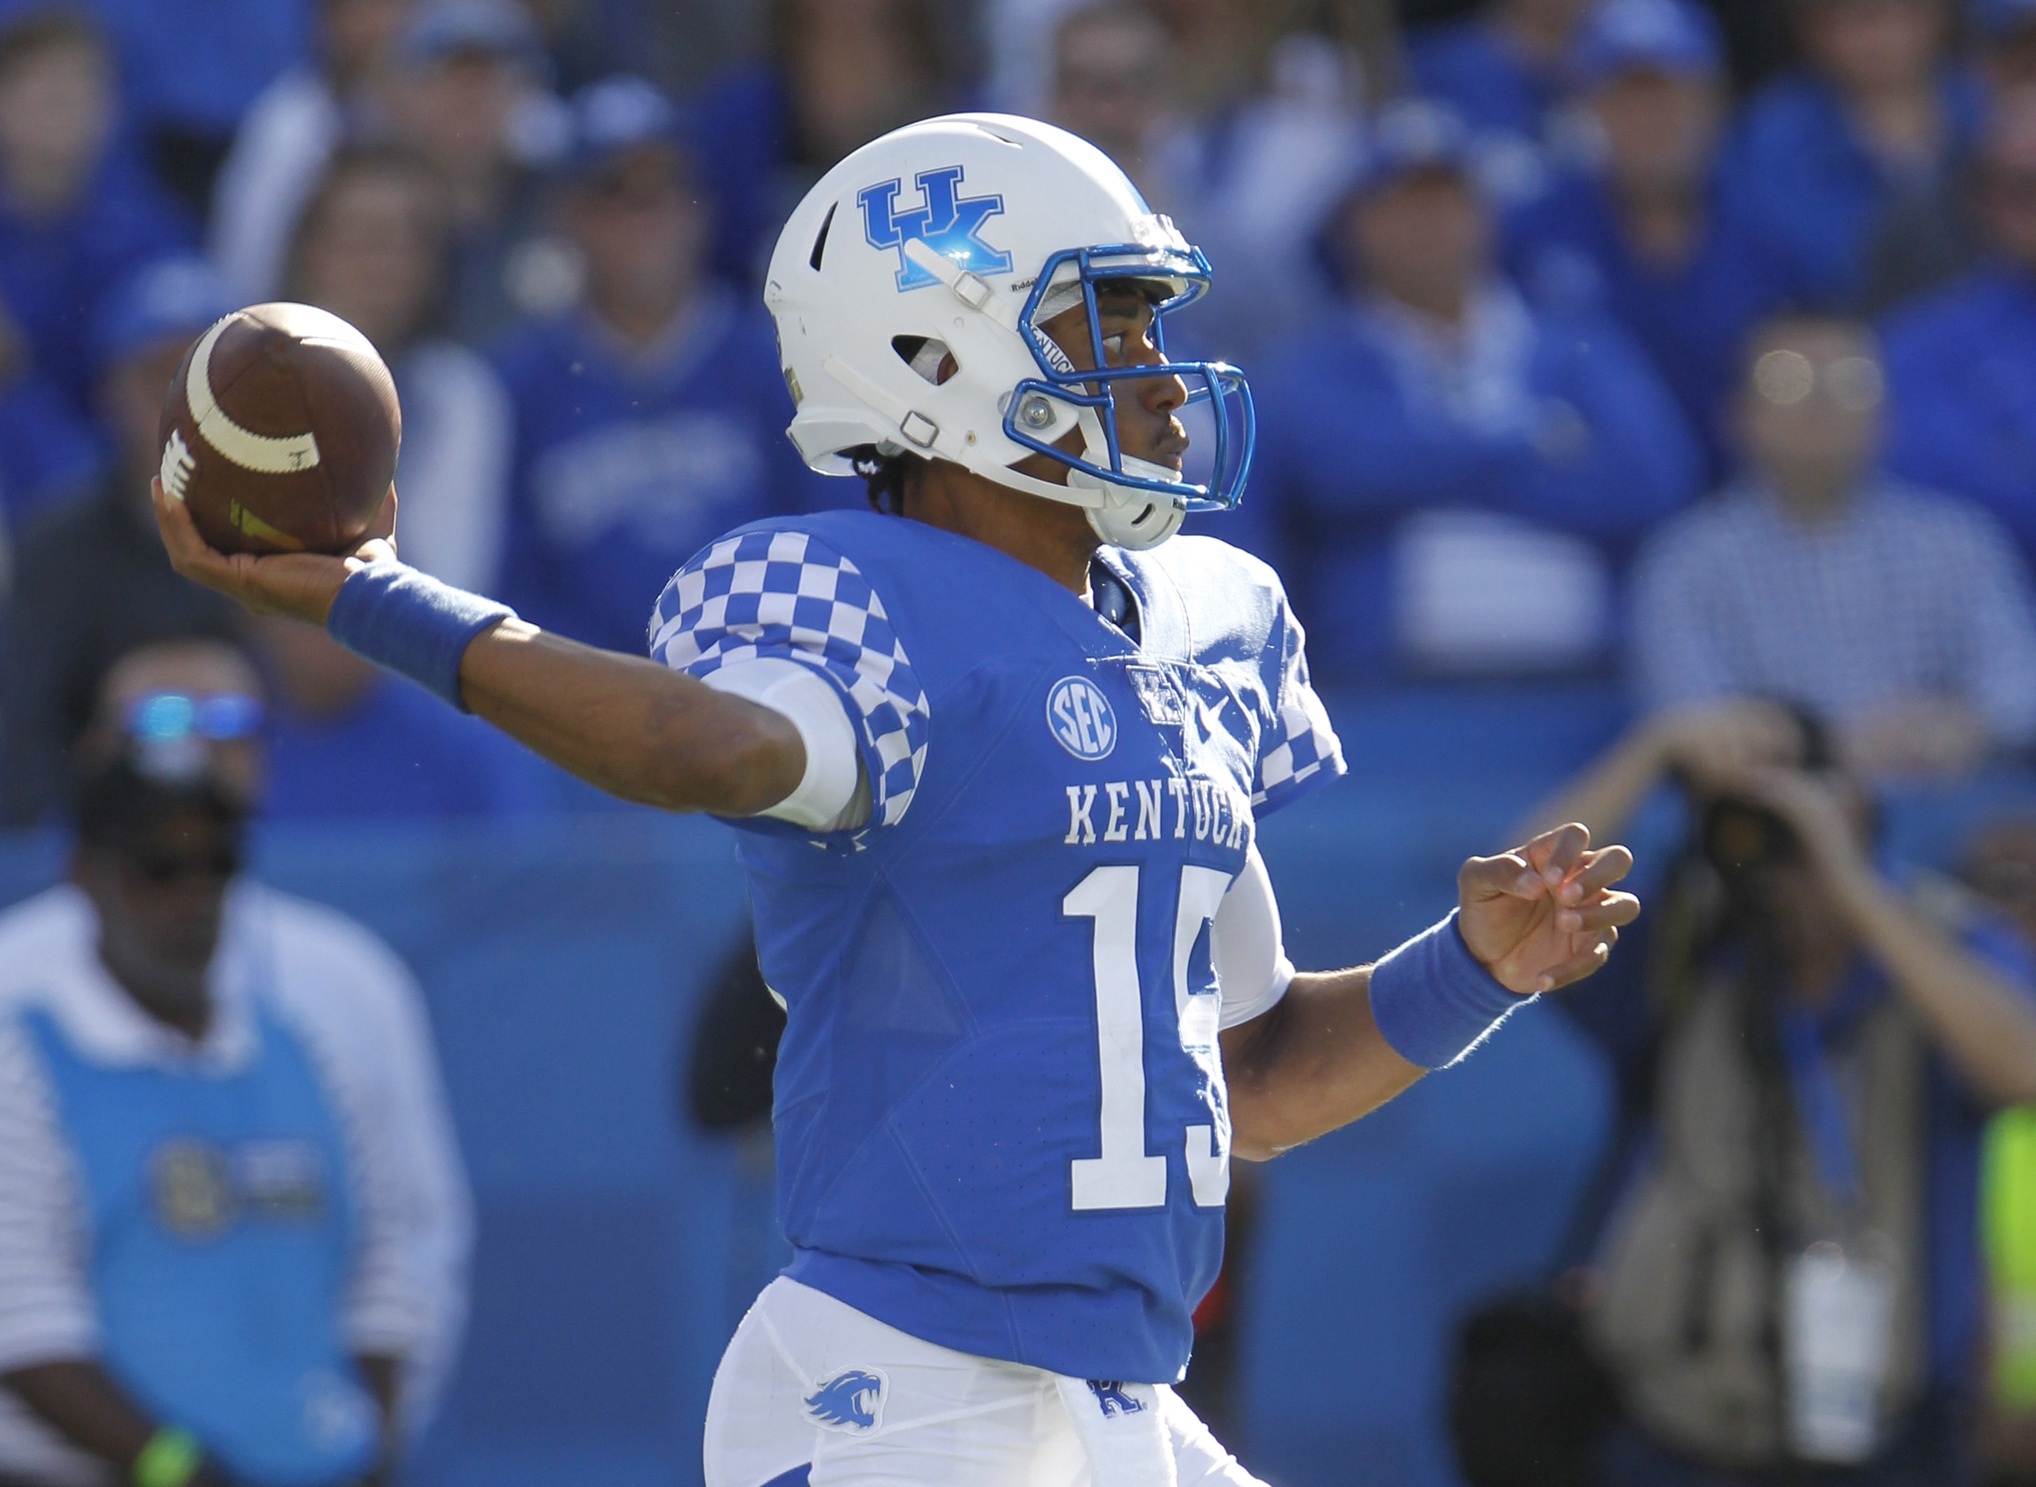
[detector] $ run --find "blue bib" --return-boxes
[651,510,1343,1381]
[25,1003,374,1486]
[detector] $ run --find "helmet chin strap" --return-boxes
[1070,455,1187,551]
[972,405,1187,551]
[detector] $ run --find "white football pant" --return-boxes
[704,1277,1265,1487]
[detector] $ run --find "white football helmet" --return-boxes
[764,113,1254,550]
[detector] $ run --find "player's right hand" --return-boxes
[1457,823,1640,995]
[153,477,398,627]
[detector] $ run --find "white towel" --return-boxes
[1051,1375,1176,1487]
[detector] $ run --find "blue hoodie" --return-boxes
[1245,286,1702,681]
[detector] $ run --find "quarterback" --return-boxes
[156,115,1638,1485]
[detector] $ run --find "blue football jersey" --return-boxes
[648,509,1344,1383]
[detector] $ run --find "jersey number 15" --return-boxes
[1063,863,1232,1213]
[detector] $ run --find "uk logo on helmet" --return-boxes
[857,166,1014,291]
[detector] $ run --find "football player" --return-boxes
[155,113,1639,1485]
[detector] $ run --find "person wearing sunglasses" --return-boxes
[1635,310,2036,780]
[0,640,471,1487]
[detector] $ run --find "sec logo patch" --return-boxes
[1047,676,1117,761]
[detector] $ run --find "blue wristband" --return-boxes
[325,561,514,712]
[1367,910,1529,1069]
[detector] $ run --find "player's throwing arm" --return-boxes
[154,110,1637,1485]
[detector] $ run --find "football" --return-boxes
[156,302,401,556]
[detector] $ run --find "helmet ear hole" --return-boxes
[892,336,959,386]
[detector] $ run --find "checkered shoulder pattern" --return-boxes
[647,527,930,828]
[1253,608,1344,815]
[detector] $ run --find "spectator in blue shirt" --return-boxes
[1042,2,1172,205]
[492,77,834,655]
[1033,6,1383,368]
[1881,85,2036,568]
[0,8,191,415]
[1406,0,1598,205]
[1249,101,1701,684]
[692,0,955,288]
[1505,0,1804,471]
[1728,0,1979,308]
[1635,312,2036,779]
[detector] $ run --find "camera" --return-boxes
[1683,703,1835,885]
[1700,794,1802,881]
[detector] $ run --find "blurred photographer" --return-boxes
[1523,701,2036,1484]
[0,639,470,1487]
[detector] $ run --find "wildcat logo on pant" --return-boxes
[805,1368,887,1433]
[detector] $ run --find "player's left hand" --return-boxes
[1457,824,1640,996]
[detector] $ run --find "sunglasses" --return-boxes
[124,692,264,743]
[1751,349,1884,412]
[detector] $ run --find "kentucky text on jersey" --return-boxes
[648,509,1343,1384]
[1063,778,1253,850]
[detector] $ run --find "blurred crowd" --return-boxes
[6,0,2036,1483]
[3,0,2036,816]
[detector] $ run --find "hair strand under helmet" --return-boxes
[763,113,1253,550]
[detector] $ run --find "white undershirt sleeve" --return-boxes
[703,659,870,831]
[1212,843,1296,1030]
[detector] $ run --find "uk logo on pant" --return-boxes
[1087,1380,1145,1419]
